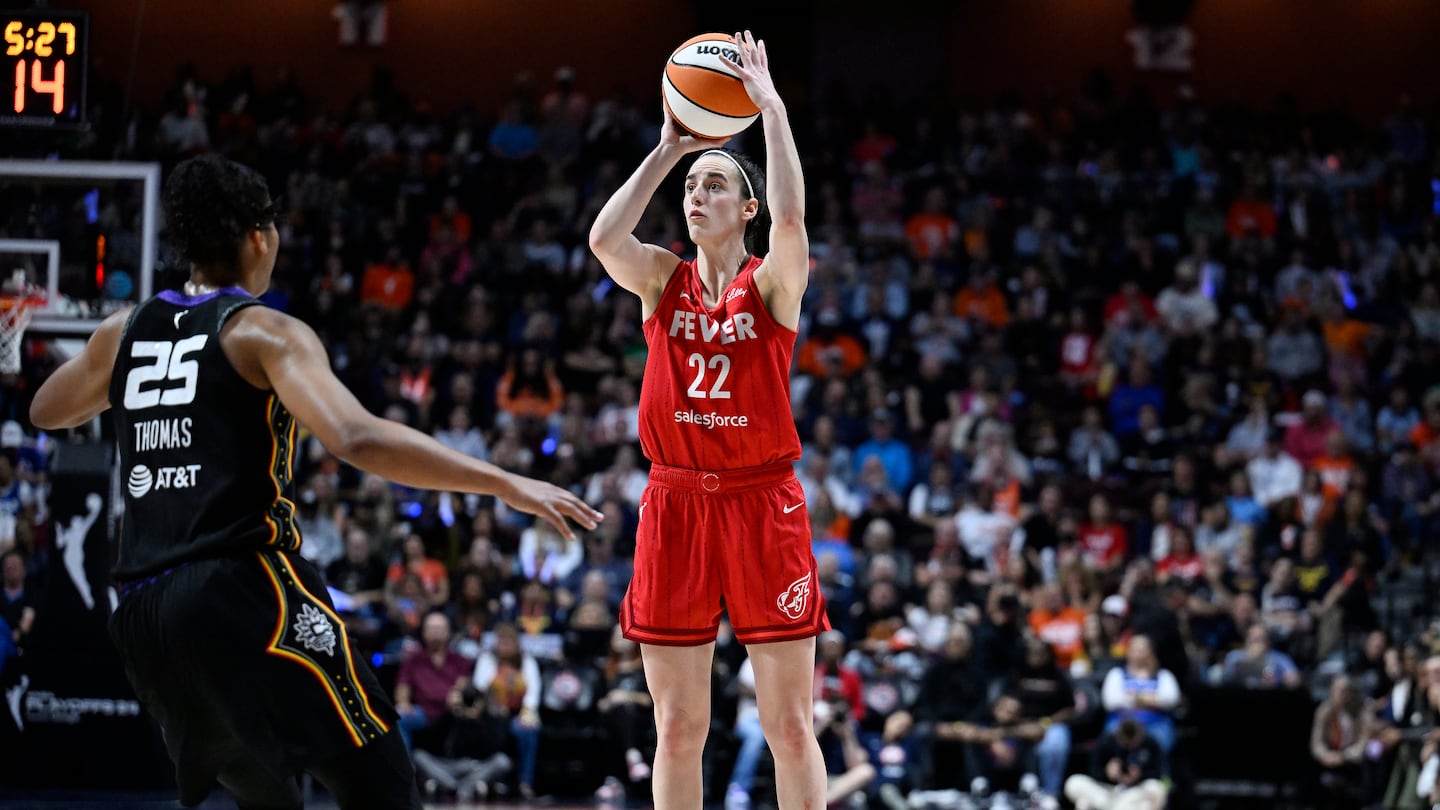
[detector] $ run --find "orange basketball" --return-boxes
[662,33,761,140]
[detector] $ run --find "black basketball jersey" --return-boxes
[109,287,300,580]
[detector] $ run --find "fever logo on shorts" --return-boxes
[293,603,338,656]
[776,574,811,621]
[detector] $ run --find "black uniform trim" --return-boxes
[256,551,390,746]
[263,394,300,551]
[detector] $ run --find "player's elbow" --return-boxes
[29,401,63,431]
[588,230,629,268]
[586,224,614,256]
[326,419,382,467]
[29,392,56,429]
[29,388,80,430]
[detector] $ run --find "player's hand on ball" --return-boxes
[660,110,731,153]
[500,474,604,541]
[718,30,779,112]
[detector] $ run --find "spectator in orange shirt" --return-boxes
[797,307,867,379]
[429,194,472,244]
[1318,295,1374,387]
[905,186,959,260]
[953,267,1010,329]
[1225,182,1277,244]
[386,533,450,608]
[1028,583,1088,669]
[361,245,416,311]
[1311,431,1357,504]
[497,347,564,426]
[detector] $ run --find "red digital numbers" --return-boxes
[11,58,63,114]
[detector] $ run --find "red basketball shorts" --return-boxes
[620,460,829,646]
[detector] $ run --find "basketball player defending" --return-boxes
[30,154,603,810]
[589,31,828,810]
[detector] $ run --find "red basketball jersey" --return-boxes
[638,257,801,471]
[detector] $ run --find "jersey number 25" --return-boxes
[122,336,208,410]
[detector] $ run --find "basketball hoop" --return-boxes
[0,293,44,375]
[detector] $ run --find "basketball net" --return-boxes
[0,293,42,375]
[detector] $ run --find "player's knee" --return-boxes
[655,706,709,755]
[759,707,814,759]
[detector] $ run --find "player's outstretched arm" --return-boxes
[30,307,132,430]
[232,308,603,540]
[587,113,724,308]
[722,31,808,309]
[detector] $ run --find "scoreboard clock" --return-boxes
[1,9,87,128]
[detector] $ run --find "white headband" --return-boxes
[698,149,754,200]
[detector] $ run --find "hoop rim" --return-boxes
[0,294,46,311]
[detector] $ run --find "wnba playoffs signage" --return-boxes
[0,442,172,790]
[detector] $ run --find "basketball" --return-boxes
[662,33,761,140]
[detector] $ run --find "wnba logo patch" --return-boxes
[776,574,811,620]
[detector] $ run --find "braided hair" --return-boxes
[163,154,276,276]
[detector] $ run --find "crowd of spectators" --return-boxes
[0,56,1439,809]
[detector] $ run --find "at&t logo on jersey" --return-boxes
[127,464,202,498]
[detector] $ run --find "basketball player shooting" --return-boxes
[588,31,829,810]
[29,154,603,810]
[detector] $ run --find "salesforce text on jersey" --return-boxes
[675,410,750,428]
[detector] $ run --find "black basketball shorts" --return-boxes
[110,549,419,809]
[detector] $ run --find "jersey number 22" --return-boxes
[122,336,208,410]
[686,352,732,399]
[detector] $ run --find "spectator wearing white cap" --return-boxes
[1155,258,1217,337]
[0,421,22,451]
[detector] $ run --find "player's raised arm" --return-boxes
[30,307,132,430]
[587,113,727,311]
[722,31,808,312]
[229,306,602,540]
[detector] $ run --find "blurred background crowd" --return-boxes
[0,39,1439,810]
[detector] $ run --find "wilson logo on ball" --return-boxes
[693,45,740,63]
[663,33,760,140]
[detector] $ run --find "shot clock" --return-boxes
[1,9,87,128]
